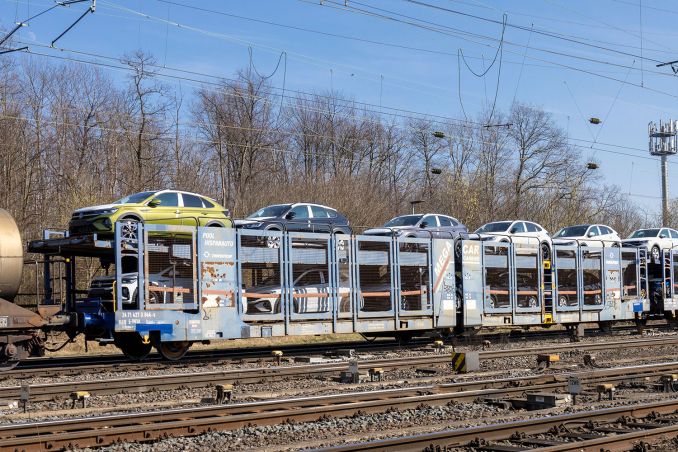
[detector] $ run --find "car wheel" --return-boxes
[594,294,602,305]
[527,296,538,308]
[119,216,141,241]
[266,229,281,249]
[558,295,568,307]
[488,294,498,309]
[651,245,661,264]
[205,221,223,228]
[333,229,348,252]
[541,242,551,261]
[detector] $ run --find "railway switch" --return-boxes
[596,384,616,401]
[70,391,90,409]
[215,384,233,404]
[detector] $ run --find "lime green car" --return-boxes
[68,190,231,238]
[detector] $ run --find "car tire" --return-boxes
[119,215,142,241]
[266,227,282,249]
[541,242,551,261]
[651,245,661,264]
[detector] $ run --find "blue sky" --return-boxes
[2,0,678,216]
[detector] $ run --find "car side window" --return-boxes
[182,194,204,208]
[152,192,179,207]
[420,215,437,228]
[671,229,678,239]
[311,205,330,218]
[438,216,452,227]
[512,222,526,233]
[525,222,538,232]
[661,228,670,238]
[287,205,310,220]
[588,226,600,237]
[201,198,215,208]
[296,270,322,286]
[599,226,610,235]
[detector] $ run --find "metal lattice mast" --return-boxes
[648,120,677,225]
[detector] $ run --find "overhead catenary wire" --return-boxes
[4,40,668,162]
[306,0,678,102]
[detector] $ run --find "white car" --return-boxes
[552,224,621,247]
[244,269,350,314]
[475,220,551,258]
[88,265,194,305]
[621,228,678,264]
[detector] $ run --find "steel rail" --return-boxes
[3,324,658,379]
[3,336,678,400]
[0,361,677,451]
[315,400,678,451]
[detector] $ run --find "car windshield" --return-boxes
[248,204,291,219]
[114,191,157,204]
[629,229,660,238]
[554,225,589,238]
[384,215,422,227]
[476,221,512,233]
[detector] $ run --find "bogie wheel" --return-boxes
[155,340,192,361]
[114,333,152,361]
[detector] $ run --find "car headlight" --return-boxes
[94,208,118,215]
[243,222,263,229]
[393,230,404,236]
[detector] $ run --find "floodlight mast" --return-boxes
[648,119,678,225]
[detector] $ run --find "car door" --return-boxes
[585,225,601,245]
[437,215,454,239]
[418,215,438,238]
[670,229,678,248]
[144,192,181,225]
[179,193,207,227]
[293,269,324,313]
[660,228,672,250]
[510,221,527,245]
[310,205,332,233]
[285,204,312,232]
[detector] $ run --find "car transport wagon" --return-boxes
[24,218,676,363]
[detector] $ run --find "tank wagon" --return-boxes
[0,209,50,369]
[18,220,677,362]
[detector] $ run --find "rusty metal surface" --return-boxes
[1,361,678,450]
[0,298,45,331]
[0,209,22,301]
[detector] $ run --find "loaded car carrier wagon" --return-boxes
[14,219,676,363]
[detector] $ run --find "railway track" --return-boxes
[4,324,660,379]
[1,361,677,451]
[319,399,678,451]
[1,336,675,400]
[3,336,677,401]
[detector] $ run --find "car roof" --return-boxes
[152,189,219,203]
[291,202,338,211]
